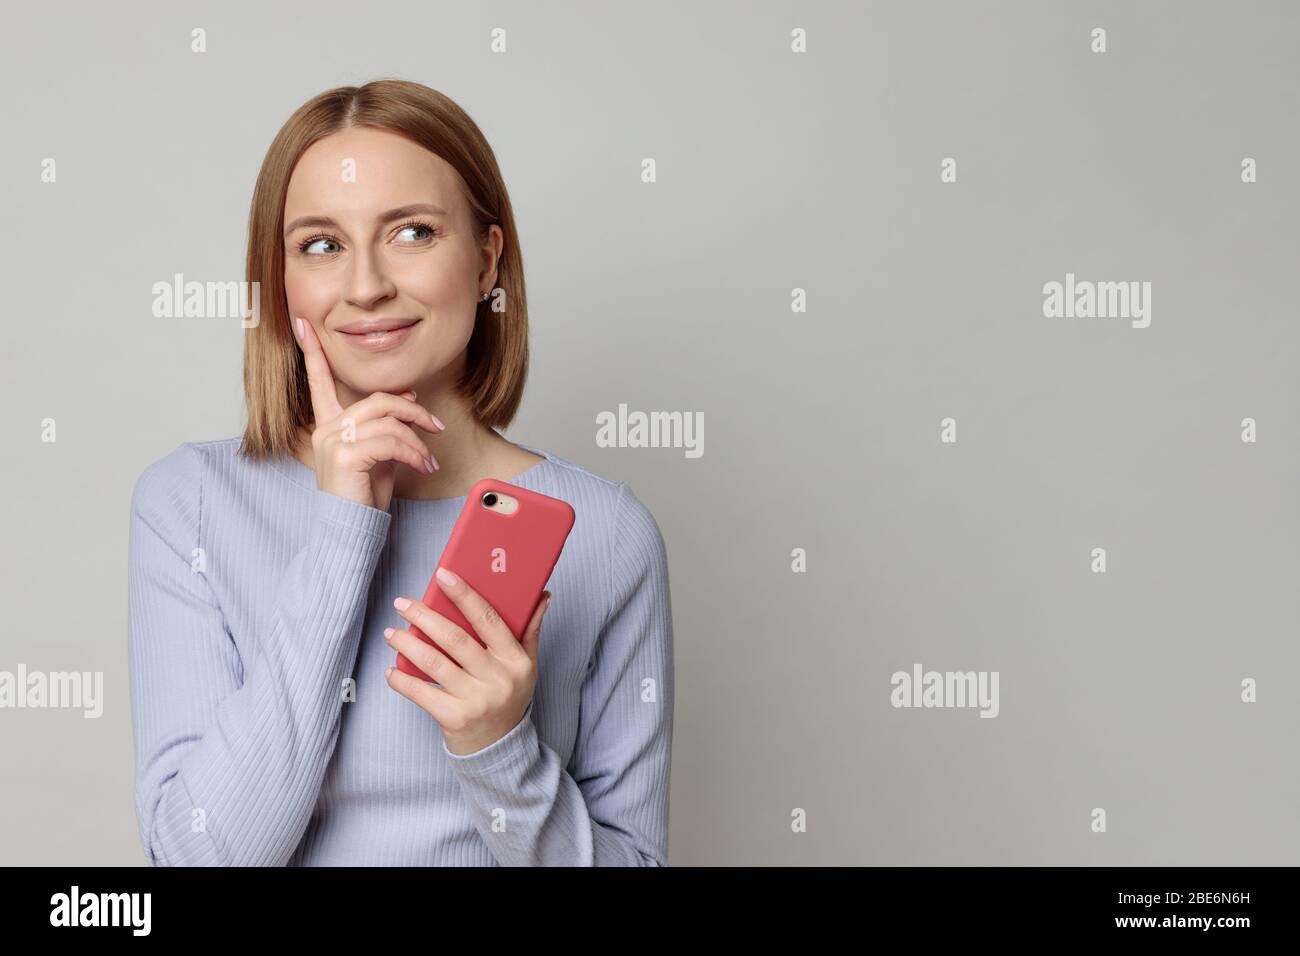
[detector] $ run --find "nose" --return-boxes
[344,241,398,311]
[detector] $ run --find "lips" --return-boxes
[335,319,419,353]
[337,318,419,335]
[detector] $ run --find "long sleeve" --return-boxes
[442,481,674,866]
[127,444,391,866]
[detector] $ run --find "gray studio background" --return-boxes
[2,0,1297,865]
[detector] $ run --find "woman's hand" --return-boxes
[384,566,553,756]
[293,315,445,512]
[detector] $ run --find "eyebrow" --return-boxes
[283,203,449,237]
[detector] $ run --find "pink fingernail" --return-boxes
[393,597,411,611]
[436,567,458,586]
[295,317,305,339]
[431,413,445,430]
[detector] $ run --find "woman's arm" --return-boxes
[442,482,674,866]
[128,443,391,865]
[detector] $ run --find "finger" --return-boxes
[348,391,445,436]
[384,625,475,695]
[392,595,496,678]
[337,433,436,478]
[432,567,521,658]
[521,591,551,668]
[293,317,344,425]
[352,416,439,472]
[385,663,461,723]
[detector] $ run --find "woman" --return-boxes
[127,79,674,866]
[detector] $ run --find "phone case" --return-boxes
[394,477,576,682]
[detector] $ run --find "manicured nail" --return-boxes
[385,667,393,679]
[295,317,305,340]
[436,567,458,587]
[384,627,394,641]
[393,597,411,611]
[430,413,445,430]
[423,456,435,474]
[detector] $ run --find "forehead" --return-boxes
[284,127,464,218]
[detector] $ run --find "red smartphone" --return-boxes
[395,477,576,682]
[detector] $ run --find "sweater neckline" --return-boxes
[269,440,555,510]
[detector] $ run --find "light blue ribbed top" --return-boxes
[127,437,673,866]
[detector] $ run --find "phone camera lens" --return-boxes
[482,492,498,507]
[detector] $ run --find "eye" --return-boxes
[394,220,439,243]
[293,219,439,256]
[297,234,340,255]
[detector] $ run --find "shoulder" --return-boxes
[130,437,247,532]
[527,453,671,650]
[531,450,667,556]
[535,456,670,616]
[132,437,245,496]
[608,481,669,595]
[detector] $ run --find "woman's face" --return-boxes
[282,126,502,405]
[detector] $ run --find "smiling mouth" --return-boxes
[338,319,419,336]
[335,319,421,352]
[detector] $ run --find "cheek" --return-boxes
[395,259,472,309]
[283,267,339,316]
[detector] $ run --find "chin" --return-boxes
[340,355,440,389]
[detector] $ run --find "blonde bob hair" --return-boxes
[239,78,528,461]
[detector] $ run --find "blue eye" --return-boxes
[299,236,339,255]
[294,220,438,255]
[393,219,441,243]
[396,222,437,242]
